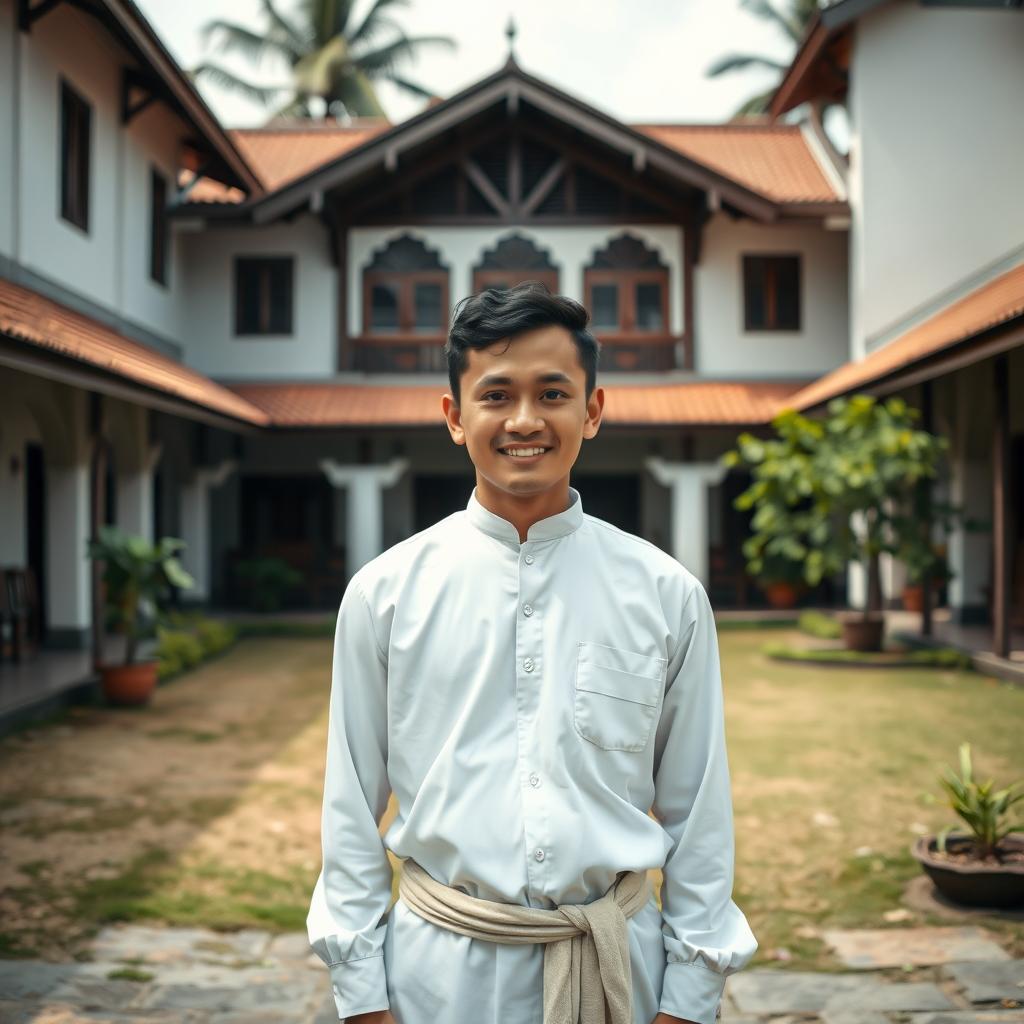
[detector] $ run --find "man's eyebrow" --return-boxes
[474,372,575,389]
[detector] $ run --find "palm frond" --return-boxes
[740,0,807,43]
[356,34,456,76]
[190,61,289,105]
[707,53,789,77]
[259,0,311,53]
[293,33,351,95]
[349,0,410,47]
[386,74,436,101]
[199,19,296,66]
[731,85,779,118]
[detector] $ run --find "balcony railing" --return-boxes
[350,334,688,373]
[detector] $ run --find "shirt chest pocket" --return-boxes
[573,641,667,752]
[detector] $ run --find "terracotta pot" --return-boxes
[911,833,1024,909]
[901,580,944,612]
[99,660,159,706]
[837,612,885,652]
[763,582,799,609]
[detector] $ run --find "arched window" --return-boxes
[363,234,449,338]
[472,233,559,294]
[583,234,669,337]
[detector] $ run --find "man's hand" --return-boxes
[346,1012,396,1024]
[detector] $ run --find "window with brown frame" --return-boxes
[743,254,801,331]
[584,271,669,336]
[149,167,168,286]
[362,234,450,338]
[234,256,294,335]
[59,77,91,232]
[583,233,670,338]
[471,233,560,296]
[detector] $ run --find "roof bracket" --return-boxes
[385,147,398,173]
[506,84,520,116]
[632,148,646,173]
[121,67,161,125]
[18,0,64,31]
[174,158,214,206]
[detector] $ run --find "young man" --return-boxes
[307,283,757,1024]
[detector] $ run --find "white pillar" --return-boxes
[644,456,726,587]
[179,459,237,603]
[46,459,92,645]
[117,442,162,543]
[321,458,409,578]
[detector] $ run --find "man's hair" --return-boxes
[443,281,601,406]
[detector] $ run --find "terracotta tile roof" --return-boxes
[0,279,269,426]
[182,119,841,208]
[632,122,840,204]
[181,120,391,203]
[785,260,1024,412]
[227,379,804,428]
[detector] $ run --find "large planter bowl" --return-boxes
[911,833,1024,909]
[837,612,885,652]
[99,660,159,706]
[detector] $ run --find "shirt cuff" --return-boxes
[328,954,389,1019]
[659,960,726,1024]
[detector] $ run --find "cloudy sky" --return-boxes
[137,0,798,128]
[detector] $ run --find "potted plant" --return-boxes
[900,545,953,612]
[757,553,806,609]
[87,526,195,705]
[722,395,954,652]
[912,742,1024,908]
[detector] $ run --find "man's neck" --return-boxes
[475,477,571,543]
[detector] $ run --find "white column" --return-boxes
[321,458,409,578]
[179,459,237,603]
[644,456,727,587]
[847,510,868,610]
[117,442,162,543]
[46,459,92,644]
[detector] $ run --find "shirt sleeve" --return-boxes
[651,578,758,1024]
[307,576,393,1020]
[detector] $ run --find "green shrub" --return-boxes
[195,619,237,656]
[156,627,204,678]
[798,610,841,639]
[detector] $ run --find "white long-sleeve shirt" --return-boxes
[307,484,758,1024]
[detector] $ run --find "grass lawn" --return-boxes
[0,630,1020,967]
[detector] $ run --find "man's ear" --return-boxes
[582,385,604,440]
[441,393,466,446]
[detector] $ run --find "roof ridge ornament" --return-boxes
[505,16,518,66]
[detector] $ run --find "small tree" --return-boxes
[722,394,955,620]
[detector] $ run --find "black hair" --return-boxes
[443,281,601,406]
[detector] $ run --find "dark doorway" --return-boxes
[573,474,640,535]
[233,475,340,608]
[414,475,474,532]
[25,442,47,639]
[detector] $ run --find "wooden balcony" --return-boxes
[349,334,689,373]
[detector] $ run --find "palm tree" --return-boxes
[190,0,456,121]
[706,0,820,117]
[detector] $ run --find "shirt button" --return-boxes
[529,772,540,787]
[523,603,533,616]
[524,554,535,565]
[534,848,545,861]
[523,657,534,672]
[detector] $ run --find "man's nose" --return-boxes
[505,399,545,432]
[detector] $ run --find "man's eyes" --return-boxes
[482,390,567,401]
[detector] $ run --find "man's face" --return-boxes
[442,324,604,499]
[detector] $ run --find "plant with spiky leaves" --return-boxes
[190,0,455,121]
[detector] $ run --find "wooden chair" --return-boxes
[5,569,35,661]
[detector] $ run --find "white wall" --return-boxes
[9,3,199,342]
[694,213,849,377]
[347,224,685,339]
[849,1,1024,353]
[0,0,16,260]
[178,214,337,378]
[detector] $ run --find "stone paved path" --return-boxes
[0,924,1021,1023]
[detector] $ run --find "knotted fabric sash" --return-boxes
[397,857,651,1024]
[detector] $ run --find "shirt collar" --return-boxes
[466,485,584,546]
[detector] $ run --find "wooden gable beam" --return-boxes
[463,157,511,218]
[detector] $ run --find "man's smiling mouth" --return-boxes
[498,446,552,458]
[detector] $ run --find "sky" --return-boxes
[136,0,801,129]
